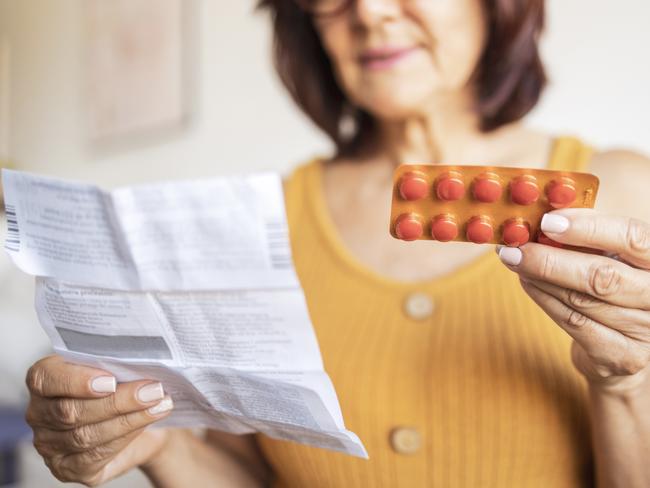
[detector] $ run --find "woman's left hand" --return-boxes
[497,208,650,392]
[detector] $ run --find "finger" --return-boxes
[498,243,650,310]
[27,380,166,430]
[54,427,146,486]
[54,428,168,486]
[539,209,650,269]
[522,278,650,341]
[99,429,169,484]
[519,279,649,376]
[26,355,116,399]
[33,396,173,454]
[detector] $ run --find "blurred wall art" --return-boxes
[85,0,190,145]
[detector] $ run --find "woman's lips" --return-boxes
[358,46,420,70]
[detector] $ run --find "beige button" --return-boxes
[390,427,421,455]
[403,292,434,320]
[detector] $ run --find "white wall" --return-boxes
[530,0,650,154]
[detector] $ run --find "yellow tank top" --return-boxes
[258,137,595,487]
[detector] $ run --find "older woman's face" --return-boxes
[313,0,487,120]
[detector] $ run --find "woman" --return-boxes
[24,0,650,486]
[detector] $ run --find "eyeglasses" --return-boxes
[295,0,353,18]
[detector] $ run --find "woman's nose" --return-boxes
[351,0,402,27]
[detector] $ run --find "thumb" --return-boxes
[100,429,169,483]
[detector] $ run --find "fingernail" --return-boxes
[137,383,164,403]
[148,396,174,415]
[91,376,116,393]
[498,246,523,266]
[541,214,569,234]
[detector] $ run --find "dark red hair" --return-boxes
[257,0,546,155]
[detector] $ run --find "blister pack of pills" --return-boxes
[389,164,600,247]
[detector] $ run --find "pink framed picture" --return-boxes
[85,0,188,143]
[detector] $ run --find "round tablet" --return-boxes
[399,172,429,201]
[510,175,540,205]
[435,172,465,201]
[472,173,502,203]
[502,219,530,247]
[466,216,494,244]
[546,177,577,208]
[395,214,423,241]
[431,214,458,242]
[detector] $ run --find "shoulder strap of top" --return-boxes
[283,158,321,227]
[548,136,594,172]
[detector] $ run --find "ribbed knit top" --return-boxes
[257,137,595,487]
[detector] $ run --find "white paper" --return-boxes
[3,169,367,458]
[2,169,299,291]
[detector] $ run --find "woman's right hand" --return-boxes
[25,355,174,486]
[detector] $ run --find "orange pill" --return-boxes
[431,214,458,242]
[510,175,540,205]
[472,173,503,203]
[395,213,423,241]
[546,177,577,208]
[502,218,530,246]
[399,172,429,201]
[466,216,494,244]
[435,171,465,201]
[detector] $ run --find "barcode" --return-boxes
[265,220,292,269]
[4,204,20,252]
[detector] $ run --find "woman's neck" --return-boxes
[376,89,485,166]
